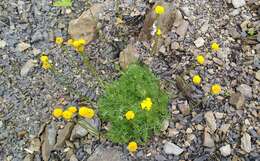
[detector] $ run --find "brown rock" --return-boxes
[229,92,245,109]
[204,111,217,132]
[177,100,190,116]
[119,43,139,69]
[68,3,104,44]
[176,20,189,37]
[203,129,215,148]
[54,122,74,149]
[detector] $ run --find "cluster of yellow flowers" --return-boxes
[52,105,95,121]
[124,97,153,152]
[154,5,165,36]
[67,38,86,53]
[55,37,64,45]
[192,42,222,95]
[40,54,52,70]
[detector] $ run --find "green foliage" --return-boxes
[98,64,169,144]
[53,0,72,7]
[247,28,256,36]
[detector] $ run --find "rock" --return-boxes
[161,119,169,131]
[23,154,34,161]
[20,59,37,76]
[70,154,78,161]
[194,37,205,48]
[32,48,41,56]
[155,154,167,161]
[17,42,30,52]
[213,57,224,66]
[220,144,232,156]
[168,128,179,137]
[163,141,184,155]
[119,43,139,69]
[203,129,215,148]
[171,42,180,50]
[241,132,251,153]
[200,21,209,33]
[173,9,184,27]
[220,124,231,133]
[42,122,57,161]
[180,7,191,17]
[28,138,41,153]
[77,118,100,137]
[176,20,189,37]
[177,101,190,116]
[0,40,7,49]
[87,145,127,161]
[255,70,260,81]
[229,92,245,109]
[232,0,246,8]
[68,3,104,44]
[54,122,74,149]
[204,111,217,132]
[70,124,88,141]
[236,84,252,98]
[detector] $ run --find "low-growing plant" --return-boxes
[53,0,72,7]
[98,64,169,144]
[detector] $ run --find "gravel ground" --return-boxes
[0,0,259,161]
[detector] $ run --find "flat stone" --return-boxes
[220,124,231,133]
[178,101,190,116]
[54,122,74,149]
[203,130,215,148]
[194,37,205,48]
[163,141,184,155]
[255,70,260,81]
[17,42,30,52]
[204,111,217,132]
[87,145,127,161]
[232,0,246,8]
[70,124,88,141]
[20,59,37,76]
[241,132,251,153]
[229,92,245,109]
[168,128,179,137]
[219,144,232,156]
[176,20,189,37]
[236,84,252,98]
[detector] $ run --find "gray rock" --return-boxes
[0,40,7,49]
[229,92,245,109]
[163,141,184,155]
[17,42,30,52]
[232,0,246,8]
[155,154,167,161]
[180,7,191,17]
[255,70,260,81]
[87,145,127,161]
[69,154,78,161]
[236,84,252,98]
[219,144,232,156]
[20,59,36,76]
[194,37,205,48]
[178,101,190,116]
[54,122,74,149]
[200,21,209,33]
[31,31,43,42]
[203,130,215,148]
[241,133,251,153]
[176,20,189,37]
[70,124,88,141]
[204,111,217,132]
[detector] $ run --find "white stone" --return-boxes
[194,37,205,48]
[0,40,7,49]
[237,84,252,98]
[232,0,246,8]
[20,59,36,76]
[220,144,232,156]
[255,70,260,81]
[203,130,215,148]
[164,142,184,155]
[241,133,251,153]
[17,42,31,52]
[204,111,217,132]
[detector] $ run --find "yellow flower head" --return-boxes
[42,62,51,70]
[125,111,135,120]
[196,55,205,65]
[156,28,162,36]
[211,84,221,94]
[55,37,63,45]
[79,106,95,119]
[76,46,85,53]
[67,106,77,113]
[155,5,165,15]
[62,110,73,121]
[52,107,63,118]
[72,40,81,48]
[67,39,74,46]
[78,39,86,45]
[192,75,202,85]
[211,42,220,52]
[40,55,49,63]
[140,97,153,111]
[127,141,138,152]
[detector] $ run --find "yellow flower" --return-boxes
[79,106,95,119]
[72,40,81,48]
[140,97,153,111]
[211,84,221,94]
[52,107,63,118]
[76,46,85,53]
[196,55,205,65]
[67,106,77,113]
[55,37,63,45]
[62,110,73,121]
[155,5,165,15]
[42,62,51,70]
[127,141,138,152]
[78,39,86,45]
[125,111,135,120]
[156,28,162,36]
[211,42,220,52]
[67,39,74,46]
[40,55,49,63]
[192,75,202,85]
